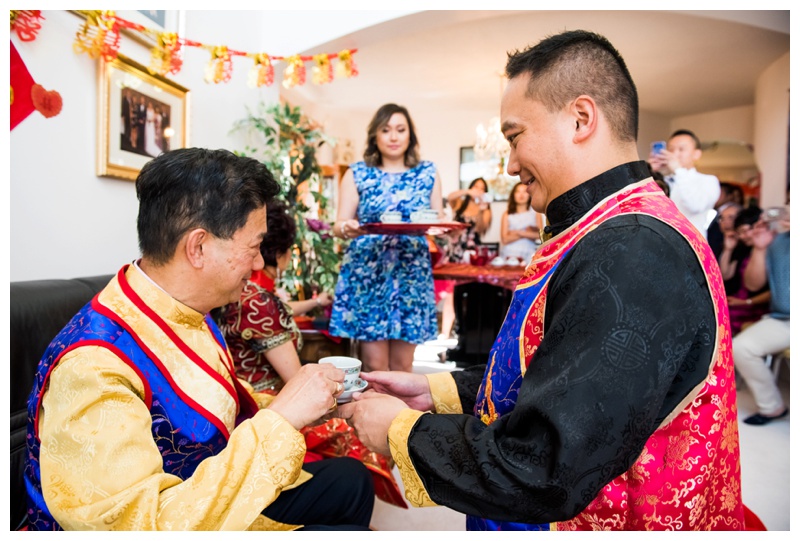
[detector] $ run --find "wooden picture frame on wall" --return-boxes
[97,53,189,181]
[459,146,515,201]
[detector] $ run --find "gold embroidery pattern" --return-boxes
[388,409,437,507]
[516,182,743,530]
[426,372,462,414]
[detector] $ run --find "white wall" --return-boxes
[637,110,672,161]
[753,51,790,208]
[671,105,755,145]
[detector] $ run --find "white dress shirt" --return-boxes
[666,167,720,238]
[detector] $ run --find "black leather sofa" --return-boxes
[9,274,114,530]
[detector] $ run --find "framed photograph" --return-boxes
[97,53,189,181]
[459,146,517,201]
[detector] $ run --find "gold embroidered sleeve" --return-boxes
[39,347,306,530]
[388,409,437,508]
[425,372,462,414]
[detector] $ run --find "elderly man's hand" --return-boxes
[335,391,409,455]
[268,363,344,430]
[359,371,435,411]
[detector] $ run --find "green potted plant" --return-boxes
[233,102,341,312]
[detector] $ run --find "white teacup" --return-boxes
[381,211,402,223]
[411,209,439,223]
[319,356,362,390]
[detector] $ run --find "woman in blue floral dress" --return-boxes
[330,103,443,372]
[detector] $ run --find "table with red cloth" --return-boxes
[433,262,525,291]
[433,263,524,367]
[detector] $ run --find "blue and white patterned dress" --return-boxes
[329,160,438,344]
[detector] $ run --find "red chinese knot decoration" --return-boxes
[31,83,63,118]
[10,10,45,42]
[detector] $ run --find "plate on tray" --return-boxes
[362,222,468,236]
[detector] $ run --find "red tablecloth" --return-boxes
[432,263,525,290]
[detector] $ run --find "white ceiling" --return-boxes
[284,10,790,120]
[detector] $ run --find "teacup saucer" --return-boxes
[337,378,368,403]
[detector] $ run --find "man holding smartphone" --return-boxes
[649,129,720,239]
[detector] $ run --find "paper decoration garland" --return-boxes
[69,10,359,88]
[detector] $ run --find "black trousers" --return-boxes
[263,457,375,530]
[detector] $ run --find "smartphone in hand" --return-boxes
[650,141,667,155]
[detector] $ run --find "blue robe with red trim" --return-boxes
[25,297,254,530]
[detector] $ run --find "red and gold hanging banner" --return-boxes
[335,48,359,79]
[247,53,274,88]
[65,10,359,89]
[149,31,183,76]
[72,10,120,61]
[311,53,334,85]
[204,45,233,84]
[282,54,306,88]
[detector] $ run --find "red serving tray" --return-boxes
[362,222,468,236]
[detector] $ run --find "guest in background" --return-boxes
[215,199,403,508]
[446,177,493,261]
[718,206,770,334]
[330,103,442,372]
[654,177,670,196]
[708,182,745,258]
[649,129,720,239]
[710,201,743,260]
[499,181,542,263]
[733,208,790,425]
[431,177,495,340]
